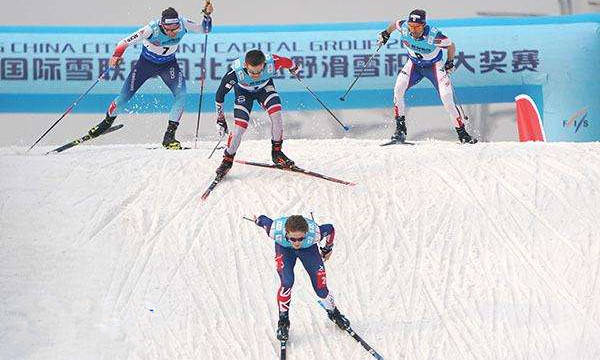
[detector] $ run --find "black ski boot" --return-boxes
[162,121,183,149]
[391,116,407,142]
[276,312,290,341]
[271,140,295,167]
[455,125,478,144]
[89,113,116,138]
[215,151,235,177]
[327,307,350,330]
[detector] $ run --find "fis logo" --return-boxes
[563,107,589,133]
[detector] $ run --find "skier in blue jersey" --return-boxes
[253,214,350,341]
[87,1,214,149]
[213,49,301,177]
[378,9,477,144]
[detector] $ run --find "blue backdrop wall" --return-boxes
[0,14,598,141]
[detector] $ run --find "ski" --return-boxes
[280,340,287,360]
[319,301,383,359]
[146,146,193,150]
[201,174,225,201]
[46,124,124,154]
[343,326,384,360]
[235,160,356,186]
[380,139,415,146]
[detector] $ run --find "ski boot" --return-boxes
[88,113,116,138]
[162,121,183,150]
[276,312,290,341]
[327,307,350,330]
[455,125,478,144]
[271,140,295,168]
[391,116,407,143]
[215,151,235,178]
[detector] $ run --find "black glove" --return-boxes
[444,59,455,74]
[320,245,333,260]
[377,30,390,45]
[216,115,228,137]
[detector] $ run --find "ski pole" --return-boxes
[242,216,255,222]
[194,7,212,149]
[208,132,225,159]
[27,67,110,152]
[339,43,382,102]
[446,70,469,121]
[292,74,350,132]
[194,41,208,149]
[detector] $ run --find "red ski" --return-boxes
[235,160,356,186]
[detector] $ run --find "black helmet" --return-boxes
[408,9,426,24]
[161,7,180,25]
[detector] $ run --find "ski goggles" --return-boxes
[407,22,424,31]
[246,66,264,75]
[286,235,305,243]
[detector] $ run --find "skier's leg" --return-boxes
[215,89,254,176]
[427,62,476,143]
[391,60,421,141]
[159,59,187,148]
[257,81,294,167]
[298,245,350,329]
[225,89,254,155]
[89,58,154,137]
[275,244,297,313]
[427,61,463,127]
[275,243,297,341]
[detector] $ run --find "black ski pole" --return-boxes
[292,74,350,132]
[194,10,212,149]
[208,132,225,159]
[339,43,382,102]
[27,68,110,152]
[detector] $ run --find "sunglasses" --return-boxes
[246,66,264,75]
[286,235,305,243]
[162,24,181,32]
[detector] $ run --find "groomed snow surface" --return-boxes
[2,139,600,360]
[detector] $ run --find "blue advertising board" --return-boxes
[0,14,598,141]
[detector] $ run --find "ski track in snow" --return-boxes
[1,139,600,360]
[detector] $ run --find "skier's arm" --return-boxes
[378,19,403,45]
[215,69,237,135]
[318,224,335,260]
[110,25,153,66]
[184,0,213,34]
[255,215,274,235]
[272,54,301,75]
[181,16,212,34]
[435,33,456,71]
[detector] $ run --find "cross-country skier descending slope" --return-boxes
[87,2,214,149]
[253,215,350,342]
[377,9,477,144]
[213,50,301,177]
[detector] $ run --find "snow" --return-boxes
[1,139,600,360]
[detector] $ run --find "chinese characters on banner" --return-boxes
[1,50,540,82]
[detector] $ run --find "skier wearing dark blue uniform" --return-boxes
[213,50,301,177]
[87,1,214,149]
[253,214,350,341]
[378,9,477,144]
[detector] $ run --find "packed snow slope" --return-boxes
[1,139,600,360]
